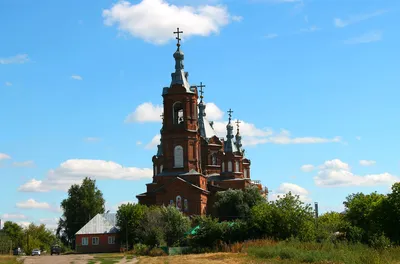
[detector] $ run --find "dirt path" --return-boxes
[19,255,138,264]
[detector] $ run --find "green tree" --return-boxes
[57,177,105,246]
[317,211,347,241]
[190,215,225,249]
[2,221,24,248]
[24,223,57,253]
[343,192,386,243]
[160,206,191,246]
[383,183,400,244]
[137,206,165,247]
[116,203,148,247]
[214,186,265,220]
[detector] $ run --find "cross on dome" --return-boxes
[173,27,183,47]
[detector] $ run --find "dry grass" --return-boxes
[0,255,21,264]
[137,253,258,264]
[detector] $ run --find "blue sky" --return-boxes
[1,0,399,230]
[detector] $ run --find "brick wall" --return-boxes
[75,233,120,253]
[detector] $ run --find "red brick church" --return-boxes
[137,28,267,216]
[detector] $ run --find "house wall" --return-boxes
[75,233,120,253]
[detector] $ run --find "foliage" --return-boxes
[2,222,23,248]
[384,183,400,244]
[116,202,148,247]
[316,211,347,242]
[190,216,225,249]
[133,243,150,256]
[137,206,165,248]
[24,223,59,253]
[213,186,265,220]
[0,232,12,254]
[160,206,191,247]
[57,177,105,246]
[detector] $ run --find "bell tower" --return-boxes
[158,28,201,174]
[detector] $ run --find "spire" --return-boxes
[197,82,207,138]
[224,109,237,153]
[167,27,192,93]
[156,113,164,157]
[235,120,243,151]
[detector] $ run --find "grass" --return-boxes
[90,253,125,264]
[137,253,253,264]
[0,255,22,264]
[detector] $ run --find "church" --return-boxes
[136,29,268,216]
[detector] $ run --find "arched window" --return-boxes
[174,145,184,168]
[173,102,184,125]
[235,161,240,172]
[221,162,225,172]
[228,161,232,172]
[211,153,217,165]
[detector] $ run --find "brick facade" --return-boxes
[75,233,120,253]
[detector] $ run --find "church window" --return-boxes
[228,161,232,172]
[174,145,184,168]
[235,161,240,172]
[244,168,248,178]
[173,102,184,125]
[221,162,225,172]
[211,153,217,165]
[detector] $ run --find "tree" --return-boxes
[317,211,347,241]
[343,192,386,243]
[383,183,400,244]
[116,203,148,247]
[160,206,191,247]
[2,221,24,248]
[190,215,225,249]
[57,177,105,246]
[137,206,165,248]
[214,186,265,220]
[24,223,58,253]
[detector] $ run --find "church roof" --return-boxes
[202,116,217,138]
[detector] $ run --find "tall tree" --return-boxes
[116,203,148,247]
[2,221,23,248]
[57,177,105,246]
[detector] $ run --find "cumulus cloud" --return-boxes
[359,160,376,166]
[314,159,398,187]
[344,31,382,44]
[137,102,341,148]
[301,164,314,172]
[71,75,83,80]
[102,0,240,45]
[109,200,138,212]
[125,102,163,123]
[1,213,27,220]
[0,153,11,160]
[12,160,35,167]
[0,54,29,64]
[270,183,310,202]
[18,159,152,192]
[16,199,51,209]
[334,10,388,28]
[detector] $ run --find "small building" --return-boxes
[75,213,120,253]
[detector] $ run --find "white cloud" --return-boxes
[1,213,27,220]
[344,31,382,44]
[12,160,35,167]
[71,75,83,80]
[39,218,59,230]
[16,199,51,209]
[314,159,398,187]
[18,159,152,192]
[125,102,163,123]
[84,137,101,142]
[301,164,314,172]
[0,153,11,160]
[300,25,320,33]
[109,200,138,212]
[139,102,341,148]
[146,134,161,149]
[0,54,29,64]
[5,82,12,86]
[270,182,310,202]
[102,0,240,45]
[264,33,278,39]
[17,221,31,228]
[334,10,388,28]
[360,160,376,166]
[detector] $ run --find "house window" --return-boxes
[108,236,115,245]
[174,145,184,168]
[92,237,99,245]
[221,162,225,172]
[173,102,184,125]
[228,161,232,172]
[235,161,240,172]
[82,237,88,246]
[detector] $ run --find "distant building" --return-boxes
[136,29,268,216]
[75,213,120,253]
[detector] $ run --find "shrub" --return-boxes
[132,243,150,256]
[148,247,167,257]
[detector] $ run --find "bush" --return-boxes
[132,243,150,256]
[369,233,391,250]
[148,247,167,257]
